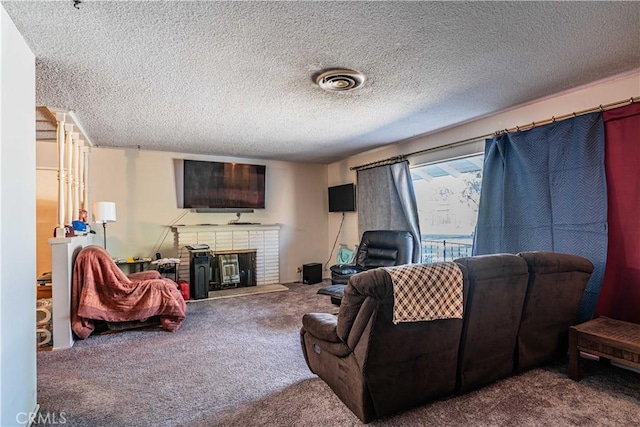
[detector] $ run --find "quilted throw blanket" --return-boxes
[383,262,464,324]
[71,245,186,339]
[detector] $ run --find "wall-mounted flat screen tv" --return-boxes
[328,183,356,212]
[183,160,266,209]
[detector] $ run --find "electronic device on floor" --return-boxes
[303,263,322,285]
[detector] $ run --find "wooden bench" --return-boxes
[568,316,640,381]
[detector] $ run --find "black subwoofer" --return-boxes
[303,263,322,285]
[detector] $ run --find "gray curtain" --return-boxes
[473,112,607,322]
[357,161,422,262]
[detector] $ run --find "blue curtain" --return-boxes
[358,161,422,263]
[474,112,607,322]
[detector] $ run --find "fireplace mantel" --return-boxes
[171,224,280,286]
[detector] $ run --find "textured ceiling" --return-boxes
[4,1,640,163]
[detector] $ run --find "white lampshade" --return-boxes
[92,201,117,223]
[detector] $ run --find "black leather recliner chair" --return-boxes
[318,230,415,304]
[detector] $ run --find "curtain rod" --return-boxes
[351,96,639,171]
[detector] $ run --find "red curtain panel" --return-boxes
[594,102,640,323]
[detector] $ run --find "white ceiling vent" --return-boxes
[316,69,365,92]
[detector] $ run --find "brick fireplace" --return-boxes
[172,224,280,286]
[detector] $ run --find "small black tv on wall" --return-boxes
[328,183,356,212]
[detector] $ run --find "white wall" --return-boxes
[88,148,329,283]
[0,5,37,426]
[328,70,640,252]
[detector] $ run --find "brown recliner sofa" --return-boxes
[300,251,593,423]
[454,254,530,393]
[516,251,595,371]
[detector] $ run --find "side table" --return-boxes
[568,316,640,381]
[115,258,151,274]
[151,258,181,282]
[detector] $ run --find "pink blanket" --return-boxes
[71,245,186,339]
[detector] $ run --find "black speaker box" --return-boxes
[189,251,211,299]
[302,263,322,285]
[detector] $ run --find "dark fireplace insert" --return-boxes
[210,250,257,290]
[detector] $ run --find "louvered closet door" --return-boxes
[232,231,250,250]
[248,230,280,285]
[263,230,280,284]
[213,231,233,251]
[249,231,266,285]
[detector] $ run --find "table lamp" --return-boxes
[92,201,117,249]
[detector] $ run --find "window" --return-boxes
[411,154,484,263]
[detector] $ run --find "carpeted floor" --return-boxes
[37,282,640,426]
